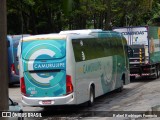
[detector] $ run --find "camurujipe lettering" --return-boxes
[34,63,65,69]
[83,62,101,74]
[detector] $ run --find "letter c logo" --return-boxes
[28,49,55,84]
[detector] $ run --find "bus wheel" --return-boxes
[88,86,95,107]
[156,68,160,78]
[116,81,123,92]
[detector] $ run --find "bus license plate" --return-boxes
[42,100,53,105]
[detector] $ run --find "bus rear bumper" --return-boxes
[22,93,75,106]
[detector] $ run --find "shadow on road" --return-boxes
[15,77,159,119]
[37,76,158,117]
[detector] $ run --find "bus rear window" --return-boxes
[21,39,66,61]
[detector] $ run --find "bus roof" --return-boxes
[20,34,67,42]
[59,29,102,35]
[20,30,123,42]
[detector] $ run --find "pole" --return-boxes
[0,0,9,113]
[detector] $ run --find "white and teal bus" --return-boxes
[18,29,130,106]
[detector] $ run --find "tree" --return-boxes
[0,0,9,113]
[7,0,157,34]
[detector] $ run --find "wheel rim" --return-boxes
[157,70,160,78]
[90,91,94,103]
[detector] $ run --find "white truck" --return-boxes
[114,26,160,79]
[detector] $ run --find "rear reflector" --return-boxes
[66,75,73,94]
[143,68,150,71]
[11,64,16,75]
[20,77,26,96]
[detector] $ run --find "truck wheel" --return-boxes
[88,86,95,107]
[130,76,135,80]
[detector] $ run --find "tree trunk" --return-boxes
[0,0,9,113]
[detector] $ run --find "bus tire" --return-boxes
[117,85,123,92]
[88,86,95,107]
[156,67,160,78]
[116,80,123,92]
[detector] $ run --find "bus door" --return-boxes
[112,34,123,88]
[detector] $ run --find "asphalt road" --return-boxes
[8,77,159,120]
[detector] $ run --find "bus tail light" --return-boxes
[11,64,16,75]
[20,77,26,96]
[66,75,73,94]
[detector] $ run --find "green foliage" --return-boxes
[62,0,73,15]
[7,0,160,34]
[147,0,160,25]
